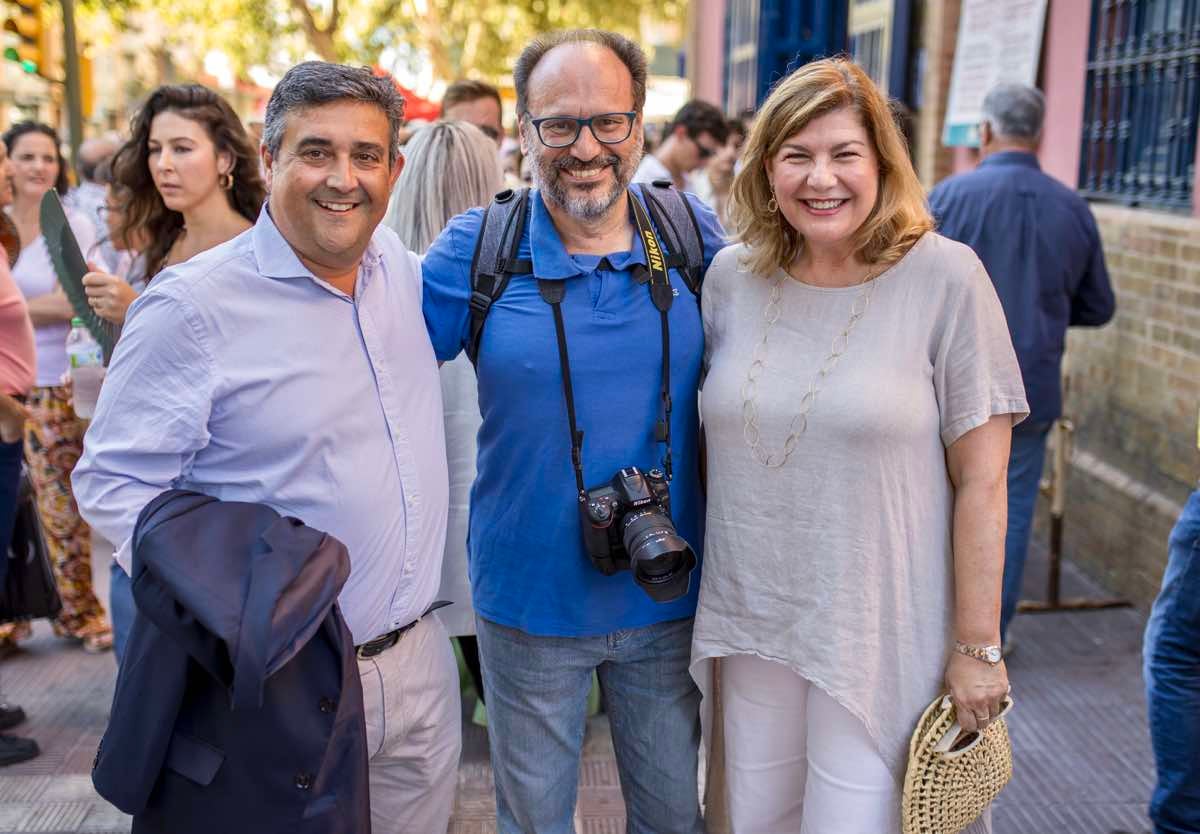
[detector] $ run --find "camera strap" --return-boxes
[538,191,675,504]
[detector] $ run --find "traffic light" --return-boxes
[2,0,44,75]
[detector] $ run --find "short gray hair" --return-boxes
[383,121,502,254]
[981,83,1045,142]
[263,62,406,166]
[514,29,647,116]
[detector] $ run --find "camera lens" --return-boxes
[622,509,697,603]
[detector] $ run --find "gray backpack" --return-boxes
[465,180,706,365]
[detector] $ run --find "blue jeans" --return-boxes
[1144,489,1200,834]
[0,438,18,705]
[1000,422,1052,640]
[109,561,135,665]
[475,615,703,834]
[0,438,24,588]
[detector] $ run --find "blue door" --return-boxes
[725,0,849,111]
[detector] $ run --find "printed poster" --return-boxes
[942,0,1049,147]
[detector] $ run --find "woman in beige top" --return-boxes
[693,58,1027,832]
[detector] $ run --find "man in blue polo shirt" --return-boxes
[930,83,1115,646]
[422,28,723,834]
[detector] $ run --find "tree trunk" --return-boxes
[289,0,338,61]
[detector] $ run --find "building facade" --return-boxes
[922,0,1199,607]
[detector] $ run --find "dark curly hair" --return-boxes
[111,84,265,280]
[2,122,70,197]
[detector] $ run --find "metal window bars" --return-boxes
[1078,0,1200,211]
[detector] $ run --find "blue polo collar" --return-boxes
[979,150,1041,171]
[528,188,651,281]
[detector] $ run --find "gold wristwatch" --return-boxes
[954,641,1002,666]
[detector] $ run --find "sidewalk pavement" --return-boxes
[0,537,1156,833]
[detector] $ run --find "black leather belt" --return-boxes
[356,600,452,660]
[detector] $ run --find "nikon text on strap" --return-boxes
[465,181,703,366]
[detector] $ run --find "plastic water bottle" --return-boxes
[66,318,105,420]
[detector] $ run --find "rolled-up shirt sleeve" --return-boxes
[73,289,216,571]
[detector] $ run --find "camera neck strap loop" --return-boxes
[538,279,588,502]
[538,191,676,502]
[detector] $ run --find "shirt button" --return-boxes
[295,772,313,790]
[318,697,336,714]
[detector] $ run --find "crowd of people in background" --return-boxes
[0,23,1195,834]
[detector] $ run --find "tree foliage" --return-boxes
[93,0,683,82]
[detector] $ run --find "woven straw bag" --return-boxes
[901,694,1014,834]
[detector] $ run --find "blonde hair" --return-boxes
[728,57,932,277]
[385,121,503,255]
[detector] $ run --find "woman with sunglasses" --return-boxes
[1,121,109,653]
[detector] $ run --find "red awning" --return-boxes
[372,67,441,122]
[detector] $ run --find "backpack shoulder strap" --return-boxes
[638,180,705,296]
[466,187,532,366]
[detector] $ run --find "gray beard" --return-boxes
[530,135,644,222]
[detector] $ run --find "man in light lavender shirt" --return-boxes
[72,62,458,833]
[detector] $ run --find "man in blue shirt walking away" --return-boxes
[929,83,1116,646]
[422,28,724,834]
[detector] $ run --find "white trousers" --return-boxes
[722,653,900,834]
[358,614,462,834]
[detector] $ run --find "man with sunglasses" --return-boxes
[634,99,728,192]
[422,29,724,834]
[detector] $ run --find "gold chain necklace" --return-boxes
[741,266,879,469]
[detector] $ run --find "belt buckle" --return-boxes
[355,607,441,660]
[356,630,398,660]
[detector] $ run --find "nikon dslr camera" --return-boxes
[581,466,697,603]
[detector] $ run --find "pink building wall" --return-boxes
[688,0,727,107]
[952,146,976,174]
[1038,0,1090,188]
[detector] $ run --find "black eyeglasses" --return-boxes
[528,112,637,148]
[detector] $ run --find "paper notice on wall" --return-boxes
[942,0,1049,147]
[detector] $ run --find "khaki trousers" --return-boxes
[358,614,461,834]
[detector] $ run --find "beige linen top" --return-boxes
[691,233,1028,794]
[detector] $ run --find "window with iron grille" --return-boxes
[1079,0,1200,211]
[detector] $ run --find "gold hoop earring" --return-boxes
[219,172,234,191]
[766,196,778,214]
